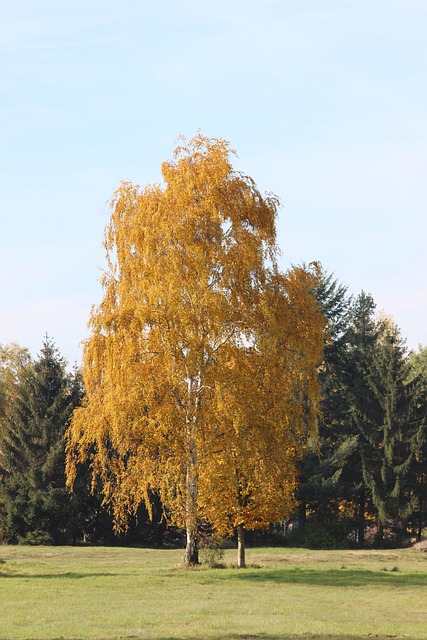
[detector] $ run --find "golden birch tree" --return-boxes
[197,266,324,566]
[66,134,324,566]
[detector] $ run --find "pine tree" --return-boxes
[0,337,82,543]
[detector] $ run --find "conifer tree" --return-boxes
[299,287,427,548]
[408,345,427,379]
[340,291,380,544]
[348,311,425,542]
[0,337,82,543]
[297,269,359,545]
[0,343,31,429]
[400,345,427,540]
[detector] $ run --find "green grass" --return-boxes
[0,545,426,640]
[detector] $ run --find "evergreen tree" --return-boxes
[340,291,381,545]
[348,313,425,542]
[0,337,82,543]
[298,286,427,549]
[0,343,31,429]
[297,269,358,546]
[404,345,427,540]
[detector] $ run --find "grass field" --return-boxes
[0,544,426,640]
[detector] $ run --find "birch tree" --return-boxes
[66,134,324,565]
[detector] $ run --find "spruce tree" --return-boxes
[341,292,381,545]
[0,337,82,543]
[297,285,426,548]
[403,346,427,540]
[297,269,357,545]
[0,343,31,429]
[349,315,425,543]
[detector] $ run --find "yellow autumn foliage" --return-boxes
[66,134,324,559]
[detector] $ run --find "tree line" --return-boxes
[1,135,426,560]
[1,284,425,552]
[298,275,426,548]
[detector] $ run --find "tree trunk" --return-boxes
[183,378,201,567]
[298,501,306,538]
[183,453,199,567]
[417,483,425,541]
[184,525,198,566]
[357,486,365,548]
[377,521,384,547]
[237,524,245,568]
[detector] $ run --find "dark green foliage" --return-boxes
[297,280,427,549]
[0,338,83,543]
[341,291,383,545]
[348,314,426,536]
[0,343,31,427]
[408,345,427,380]
[405,345,427,540]
[297,269,359,544]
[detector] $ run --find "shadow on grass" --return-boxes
[0,571,118,579]
[214,567,427,588]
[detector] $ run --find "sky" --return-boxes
[1,0,426,365]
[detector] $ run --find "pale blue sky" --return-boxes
[1,0,426,364]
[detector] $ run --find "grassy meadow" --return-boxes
[0,544,426,640]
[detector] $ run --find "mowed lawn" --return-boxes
[0,545,426,640]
